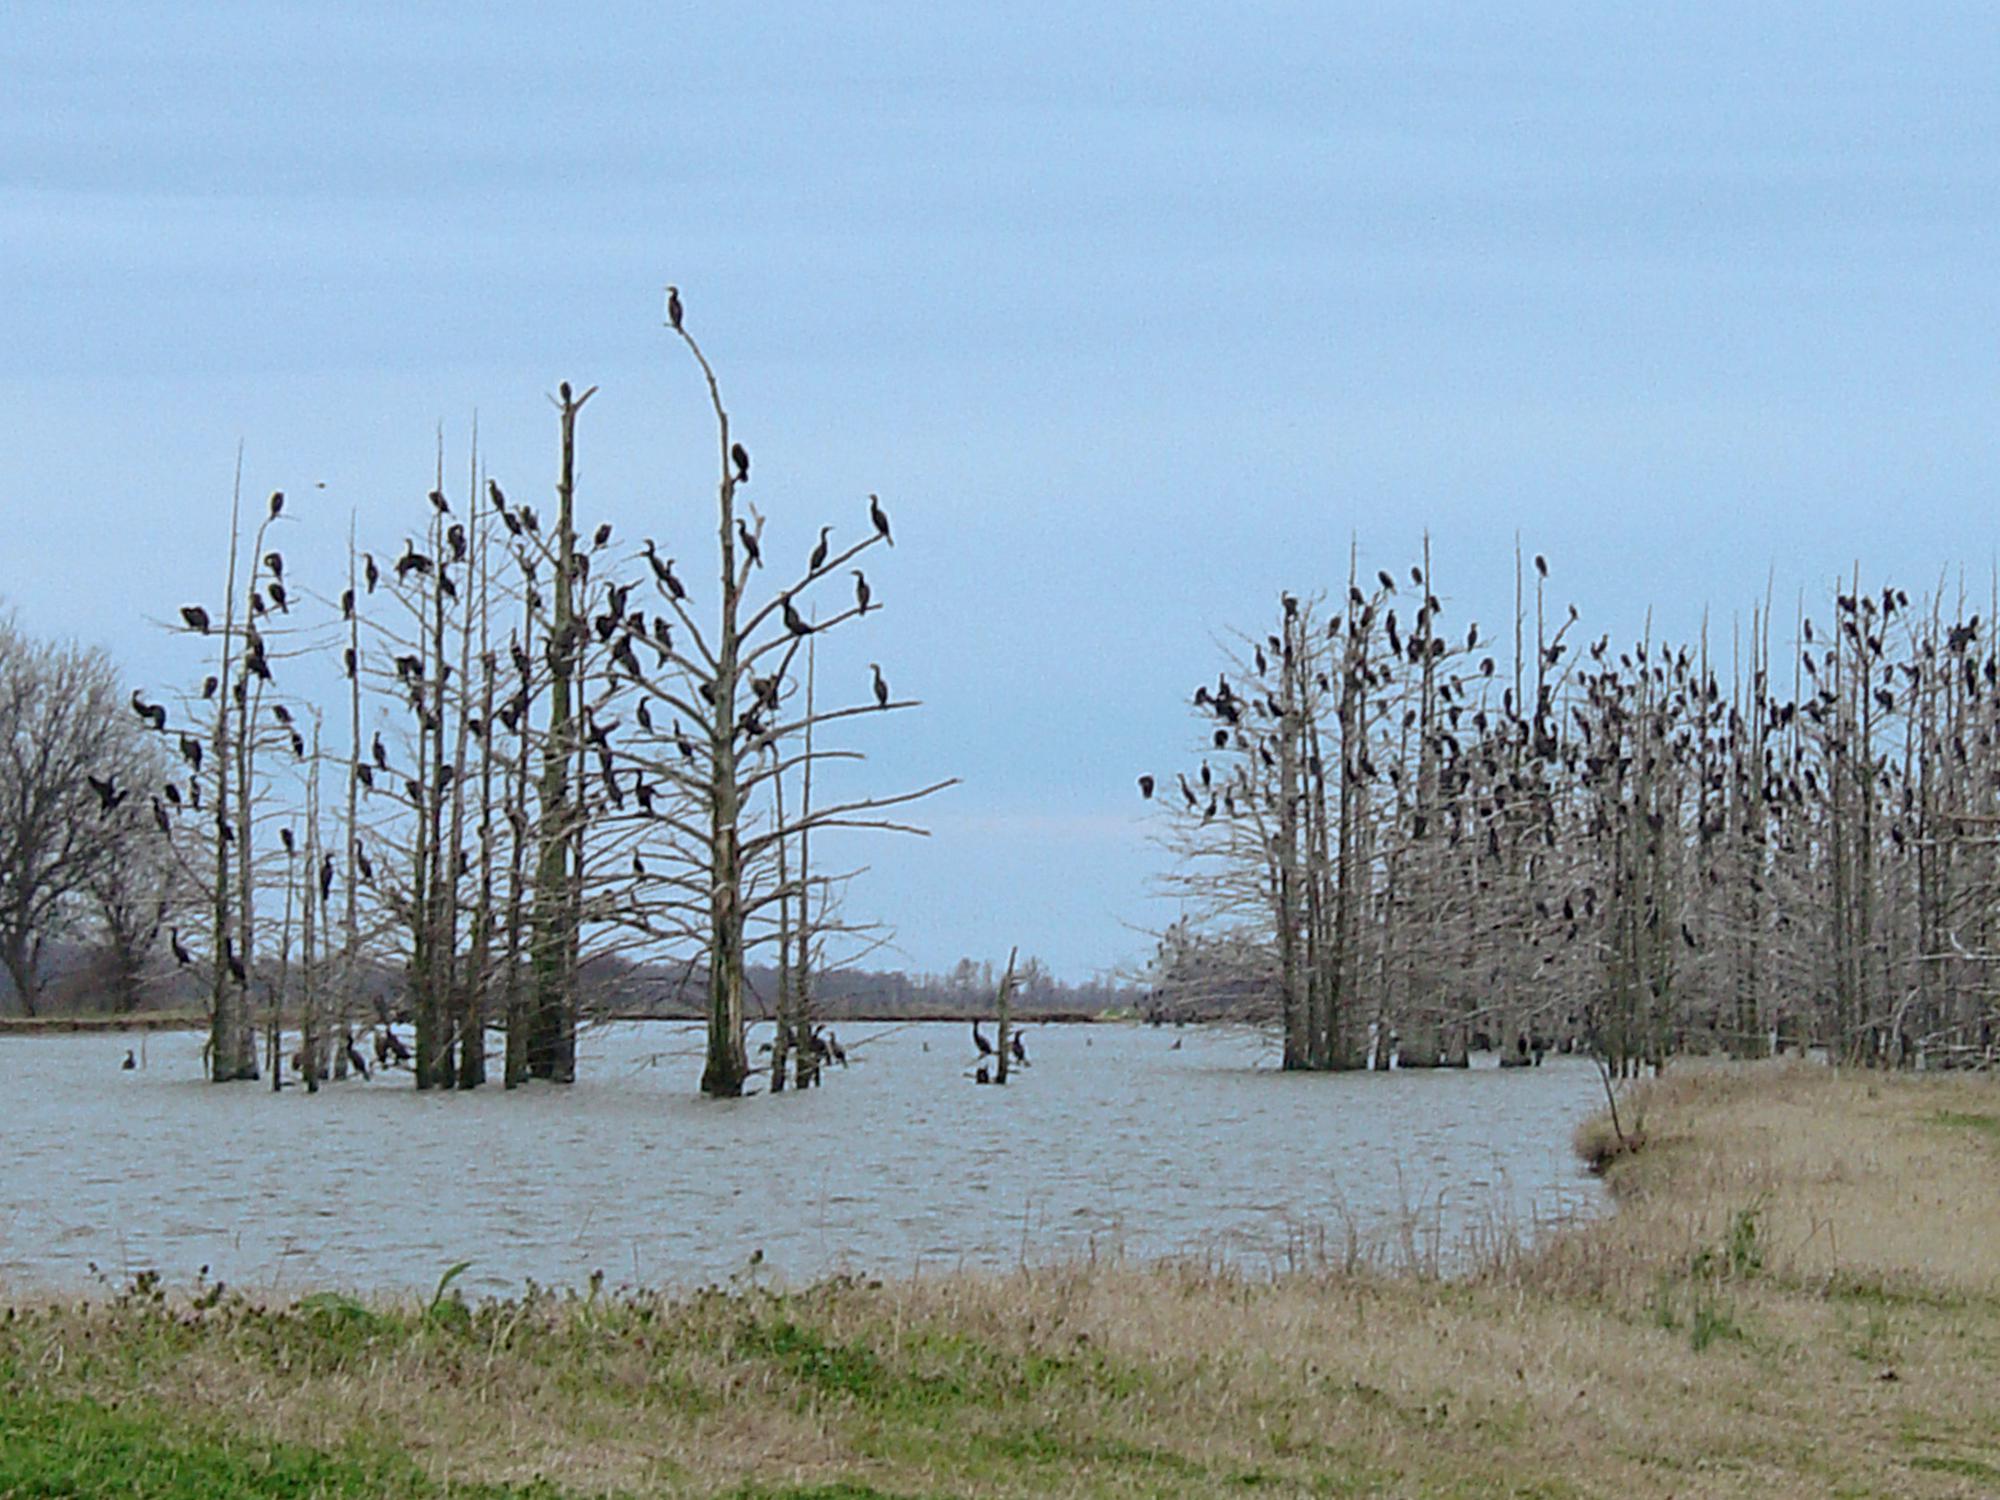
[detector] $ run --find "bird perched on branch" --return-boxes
[972,1020,993,1056]
[1138,775,1155,799]
[871,663,889,709]
[130,692,166,732]
[852,570,871,614]
[731,442,750,484]
[869,493,893,545]
[736,519,761,567]
[268,491,284,519]
[665,285,683,330]
[180,605,210,633]
[783,596,813,636]
[809,526,831,573]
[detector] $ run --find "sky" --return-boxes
[5,4,2000,981]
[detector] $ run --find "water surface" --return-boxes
[0,1021,1604,1296]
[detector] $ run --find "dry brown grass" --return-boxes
[6,1062,1999,1498]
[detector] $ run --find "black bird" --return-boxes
[1535,554,1548,578]
[224,935,246,984]
[447,522,467,561]
[1378,570,1395,592]
[372,733,388,769]
[1011,1031,1027,1064]
[319,854,334,902]
[345,1041,371,1080]
[279,826,295,855]
[180,605,211,633]
[397,541,432,580]
[163,782,181,806]
[638,699,654,732]
[343,646,357,680]
[665,284,683,330]
[871,663,889,709]
[809,526,831,573]
[1138,774,1155,799]
[972,1020,993,1057]
[731,442,750,484]
[170,928,193,966]
[853,570,871,613]
[869,493,893,545]
[593,521,612,549]
[87,773,120,811]
[123,1049,136,1071]
[264,551,284,581]
[429,488,450,515]
[783,595,813,636]
[201,675,218,700]
[355,845,374,882]
[364,554,380,593]
[152,796,170,834]
[736,519,762,567]
[268,490,284,519]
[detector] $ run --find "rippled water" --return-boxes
[0,1021,1605,1297]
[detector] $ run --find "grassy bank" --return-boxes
[3,1064,1997,1497]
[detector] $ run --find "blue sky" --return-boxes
[5,4,2000,979]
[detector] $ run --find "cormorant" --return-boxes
[638,700,654,731]
[372,733,388,769]
[365,554,380,593]
[429,488,450,515]
[86,773,119,811]
[201,676,218,700]
[152,796,170,834]
[130,691,166,732]
[224,935,246,984]
[180,605,211,634]
[809,526,831,572]
[1138,774,1155,799]
[397,542,432,579]
[594,522,613,549]
[1378,570,1395,591]
[736,519,762,567]
[852,570,871,613]
[869,493,893,545]
[345,1041,371,1080]
[320,855,334,902]
[170,928,192,965]
[871,663,888,709]
[163,782,180,806]
[972,1020,993,1056]
[123,1050,136,1071]
[731,442,750,483]
[1534,554,1548,578]
[356,845,374,881]
[1010,1031,1027,1064]
[783,596,813,636]
[268,491,284,518]
[665,284,683,330]
[264,551,284,580]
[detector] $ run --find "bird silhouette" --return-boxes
[180,605,211,634]
[731,442,750,484]
[1138,775,1155,799]
[972,1020,993,1057]
[871,663,889,709]
[737,519,762,567]
[783,596,813,636]
[809,526,831,573]
[869,493,893,545]
[852,570,871,613]
[665,284,683,330]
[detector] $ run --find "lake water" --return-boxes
[0,1021,1605,1298]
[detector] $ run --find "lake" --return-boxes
[0,1021,1606,1298]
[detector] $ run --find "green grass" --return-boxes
[1928,1109,2000,1139]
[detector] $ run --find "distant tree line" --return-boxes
[1147,543,2000,1074]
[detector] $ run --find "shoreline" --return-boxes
[2,1062,1996,1496]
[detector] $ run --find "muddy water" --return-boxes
[0,1022,1604,1297]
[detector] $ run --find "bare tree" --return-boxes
[0,616,163,1014]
